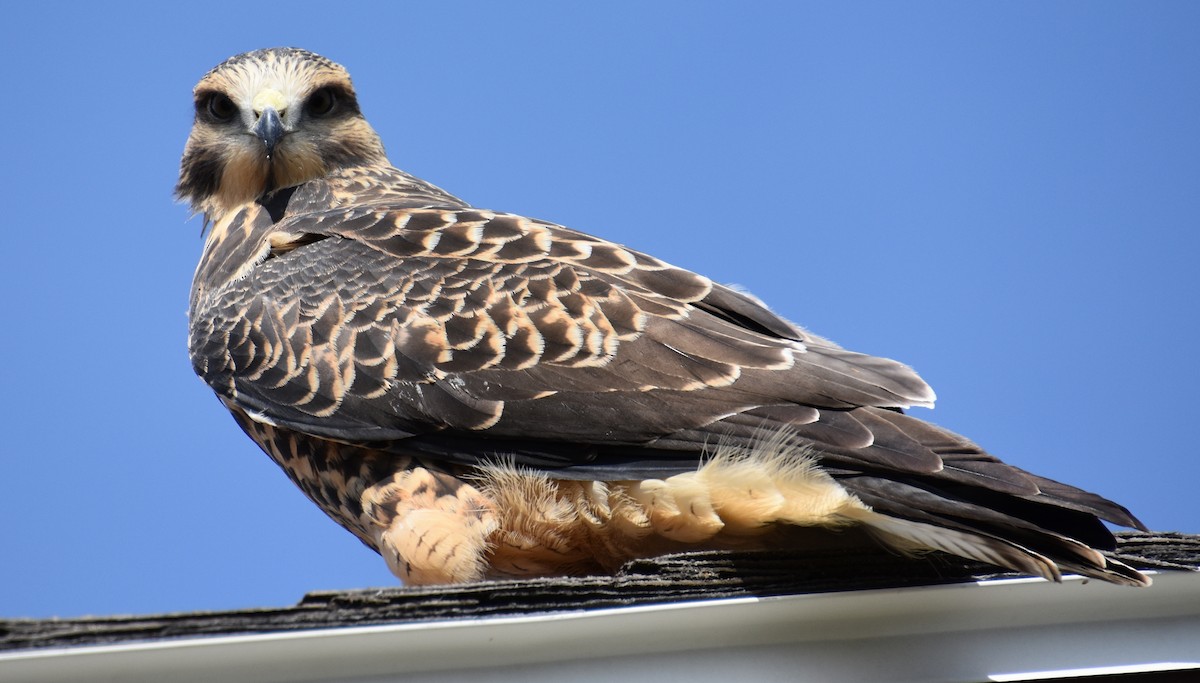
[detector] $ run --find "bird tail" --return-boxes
[844,507,1150,586]
[710,426,1152,587]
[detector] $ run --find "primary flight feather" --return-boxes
[180,47,1148,586]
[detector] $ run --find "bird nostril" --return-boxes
[254,108,285,154]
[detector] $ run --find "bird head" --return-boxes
[176,47,388,220]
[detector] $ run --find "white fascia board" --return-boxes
[3,571,1199,683]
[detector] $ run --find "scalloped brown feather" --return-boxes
[183,48,1149,588]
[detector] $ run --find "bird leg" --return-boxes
[361,467,500,584]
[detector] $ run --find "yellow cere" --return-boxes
[252,89,289,115]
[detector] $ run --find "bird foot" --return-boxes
[362,467,499,584]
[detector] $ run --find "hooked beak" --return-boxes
[254,107,284,158]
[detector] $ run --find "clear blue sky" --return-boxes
[2,2,1196,619]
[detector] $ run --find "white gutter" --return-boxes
[3,571,1199,683]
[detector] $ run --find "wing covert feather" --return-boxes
[181,48,1148,589]
[188,175,1076,533]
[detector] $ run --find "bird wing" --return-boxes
[188,170,1142,537]
[192,173,932,445]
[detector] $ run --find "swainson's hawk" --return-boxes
[179,48,1148,586]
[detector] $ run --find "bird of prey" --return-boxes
[179,47,1149,587]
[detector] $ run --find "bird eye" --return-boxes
[305,87,339,118]
[202,93,238,123]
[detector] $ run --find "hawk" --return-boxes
[179,47,1149,587]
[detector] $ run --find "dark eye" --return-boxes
[202,93,238,123]
[305,87,339,118]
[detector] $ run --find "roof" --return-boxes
[2,532,1198,682]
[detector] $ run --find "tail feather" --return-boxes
[844,500,1151,587]
[845,508,1063,582]
[725,429,1153,586]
